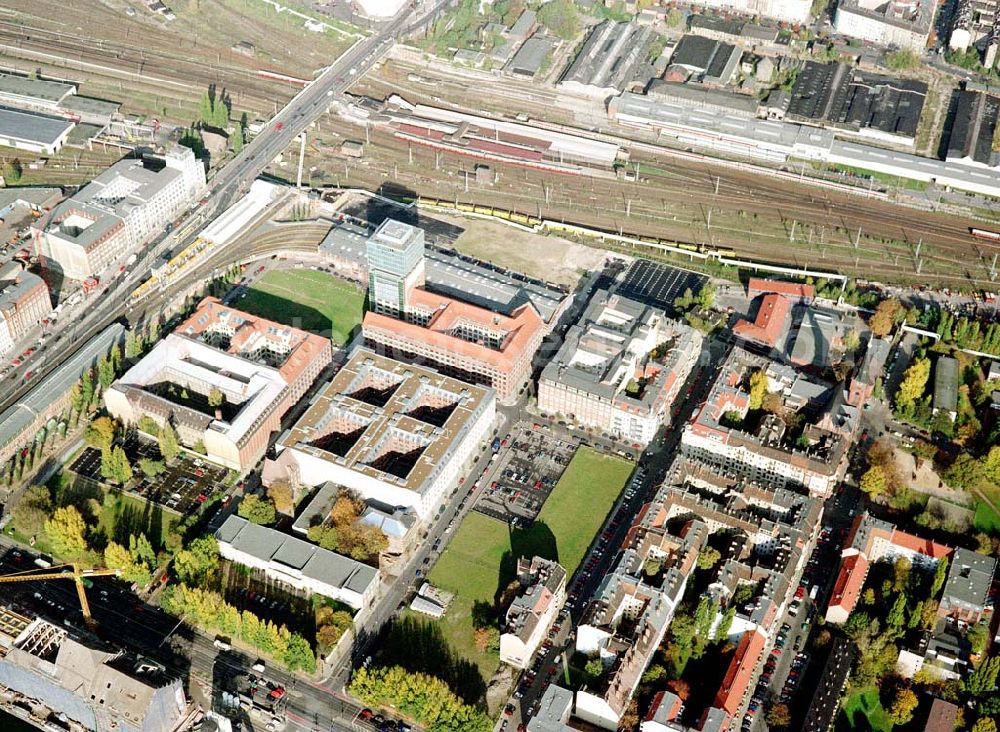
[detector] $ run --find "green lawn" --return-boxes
[426,447,634,681]
[238,268,365,343]
[840,687,893,732]
[974,499,1000,534]
[98,491,180,552]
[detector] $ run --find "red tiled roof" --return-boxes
[733,294,791,347]
[178,298,329,386]
[828,552,869,618]
[363,288,544,373]
[748,277,815,300]
[888,529,952,561]
[714,629,766,716]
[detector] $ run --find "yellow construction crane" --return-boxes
[0,563,120,631]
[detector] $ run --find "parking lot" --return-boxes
[70,435,230,516]
[475,425,578,526]
[617,259,708,312]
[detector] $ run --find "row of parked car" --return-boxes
[357,708,412,732]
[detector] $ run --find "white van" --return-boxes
[214,637,232,651]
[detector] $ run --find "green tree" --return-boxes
[208,387,224,408]
[97,355,116,390]
[697,546,721,570]
[232,120,245,153]
[45,505,87,558]
[968,622,990,656]
[85,416,118,451]
[965,655,1000,697]
[130,534,156,566]
[748,368,768,410]
[238,494,276,525]
[895,357,931,410]
[68,382,86,418]
[697,282,716,309]
[931,557,949,597]
[4,158,21,184]
[105,540,152,586]
[173,536,219,587]
[887,687,918,725]
[349,666,491,732]
[80,370,95,409]
[12,484,52,538]
[138,458,166,478]
[125,330,143,359]
[158,422,180,463]
[844,330,860,351]
[859,465,887,499]
[537,0,579,40]
[101,446,133,485]
[585,656,604,680]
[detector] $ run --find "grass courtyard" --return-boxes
[840,687,893,732]
[426,447,634,681]
[238,269,365,344]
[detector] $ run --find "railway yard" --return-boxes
[0,0,360,124]
[267,54,1000,288]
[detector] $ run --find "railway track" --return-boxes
[329,121,991,285]
[0,16,301,116]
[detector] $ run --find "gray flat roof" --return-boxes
[0,72,75,104]
[0,324,124,452]
[216,515,378,597]
[60,95,121,118]
[508,36,553,76]
[0,106,74,146]
[0,187,62,211]
[933,356,958,412]
[942,547,996,610]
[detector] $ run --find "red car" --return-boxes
[359,709,373,721]
[275,122,284,131]
[196,494,208,503]
[11,358,20,366]
[24,371,33,380]
[194,468,205,477]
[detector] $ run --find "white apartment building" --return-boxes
[833,0,937,51]
[37,145,204,280]
[675,0,811,24]
[0,262,50,356]
[500,557,567,669]
[538,291,701,446]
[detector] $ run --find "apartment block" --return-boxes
[0,261,50,356]
[826,513,996,624]
[37,145,204,280]
[538,290,701,446]
[574,518,706,729]
[681,347,850,498]
[500,556,567,669]
[105,298,331,471]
